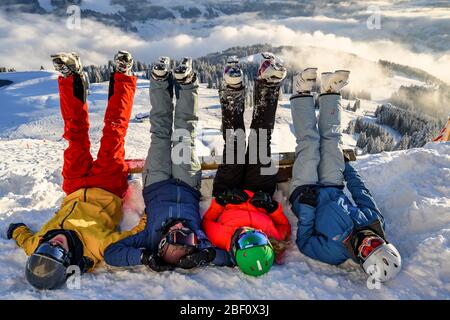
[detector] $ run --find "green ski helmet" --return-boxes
[232,228,275,277]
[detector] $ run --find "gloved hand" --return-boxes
[296,186,318,208]
[343,151,351,163]
[7,223,26,240]
[215,189,248,206]
[250,191,279,213]
[141,250,175,272]
[176,248,216,269]
[78,256,95,274]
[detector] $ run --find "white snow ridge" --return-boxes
[0,71,449,299]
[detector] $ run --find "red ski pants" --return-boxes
[59,72,137,198]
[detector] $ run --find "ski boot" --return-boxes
[151,56,171,80]
[294,67,318,94]
[114,50,134,75]
[223,56,243,89]
[257,52,287,84]
[320,70,350,93]
[220,65,245,133]
[251,52,286,130]
[174,57,195,84]
[51,52,83,77]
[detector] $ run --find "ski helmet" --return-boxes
[233,228,275,277]
[25,241,72,290]
[360,237,402,283]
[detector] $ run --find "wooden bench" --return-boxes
[126,149,357,182]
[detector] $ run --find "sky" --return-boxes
[0,1,449,83]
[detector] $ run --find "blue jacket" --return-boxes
[291,163,385,265]
[104,178,231,267]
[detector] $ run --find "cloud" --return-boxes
[0,11,449,85]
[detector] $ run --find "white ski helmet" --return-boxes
[362,243,401,282]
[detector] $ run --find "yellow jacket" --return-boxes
[11,187,146,271]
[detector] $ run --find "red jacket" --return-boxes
[202,190,291,251]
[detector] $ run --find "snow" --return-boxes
[240,54,264,64]
[360,115,403,144]
[37,0,52,12]
[370,75,431,102]
[37,0,124,14]
[0,71,449,299]
[80,0,124,15]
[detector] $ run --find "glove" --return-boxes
[215,189,248,206]
[343,151,351,163]
[141,250,175,272]
[343,149,356,162]
[296,186,318,208]
[176,248,216,269]
[78,256,95,274]
[7,223,26,240]
[250,191,279,213]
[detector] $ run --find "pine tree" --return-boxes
[357,132,367,149]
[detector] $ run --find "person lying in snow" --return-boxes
[202,53,292,277]
[104,57,228,271]
[289,68,402,282]
[6,51,146,290]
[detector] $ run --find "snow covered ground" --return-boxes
[0,71,449,299]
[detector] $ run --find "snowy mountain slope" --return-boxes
[240,47,435,102]
[0,71,59,138]
[0,67,428,178]
[0,71,449,299]
[0,70,352,152]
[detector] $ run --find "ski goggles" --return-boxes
[158,228,199,264]
[235,229,271,251]
[34,242,71,267]
[167,228,199,247]
[357,236,385,260]
[158,228,199,253]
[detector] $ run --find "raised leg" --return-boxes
[89,72,137,197]
[142,74,174,188]
[212,86,247,197]
[242,80,281,196]
[172,76,202,190]
[317,93,345,186]
[59,74,93,195]
[289,94,320,197]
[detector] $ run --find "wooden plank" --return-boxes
[126,149,357,179]
[126,159,146,174]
